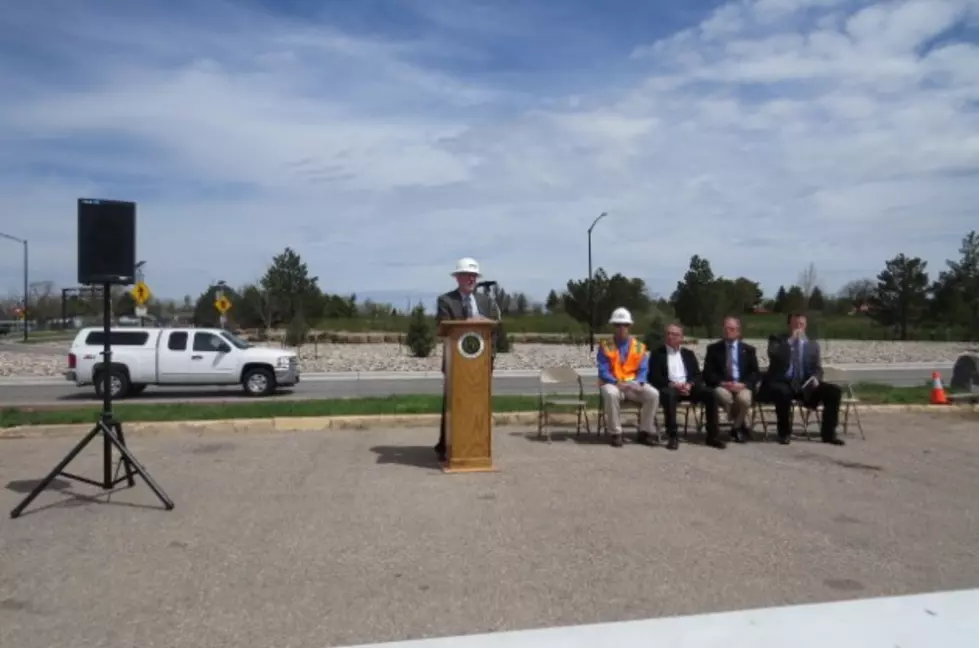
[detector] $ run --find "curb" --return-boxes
[1,404,975,439]
[0,362,959,387]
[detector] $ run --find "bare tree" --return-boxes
[29,281,58,323]
[798,262,819,299]
[837,278,876,307]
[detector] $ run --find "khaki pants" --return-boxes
[714,387,752,428]
[600,383,660,436]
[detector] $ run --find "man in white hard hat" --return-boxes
[597,307,660,447]
[433,257,493,461]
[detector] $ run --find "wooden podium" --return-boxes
[438,318,498,473]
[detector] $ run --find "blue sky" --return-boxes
[1,0,978,307]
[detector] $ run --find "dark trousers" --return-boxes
[660,384,720,440]
[760,380,841,440]
[437,386,447,454]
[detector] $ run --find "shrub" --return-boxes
[285,313,309,348]
[642,311,668,350]
[406,304,436,358]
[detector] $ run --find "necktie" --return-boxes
[791,339,803,388]
[725,343,734,381]
[463,297,473,320]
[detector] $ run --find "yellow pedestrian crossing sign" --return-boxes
[215,296,232,314]
[130,281,151,305]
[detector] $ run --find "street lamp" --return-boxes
[587,212,608,352]
[0,231,29,342]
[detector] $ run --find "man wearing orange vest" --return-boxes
[598,307,660,447]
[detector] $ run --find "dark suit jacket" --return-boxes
[435,289,492,322]
[435,289,495,373]
[649,345,703,391]
[703,339,761,391]
[764,333,823,385]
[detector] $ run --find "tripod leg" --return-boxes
[103,424,174,510]
[103,420,113,489]
[113,422,136,487]
[10,425,101,519]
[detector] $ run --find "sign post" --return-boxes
[214,292,232,329]
[130,279,152,327]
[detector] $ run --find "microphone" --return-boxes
[476,280,498,290]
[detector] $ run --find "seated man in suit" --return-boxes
[649,322,725,450]
[433,257,493,461]
[597,307,660,448]
[703,316,761,443]
[758,312,844,446]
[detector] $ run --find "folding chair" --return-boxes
[537,367,591,442]
[750,389,818,440]
[821,365,865,440]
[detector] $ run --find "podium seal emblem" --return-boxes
[458,332,485,359]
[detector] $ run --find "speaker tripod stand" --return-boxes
[9,283,174,519]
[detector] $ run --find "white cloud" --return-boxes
[1,0,978,305]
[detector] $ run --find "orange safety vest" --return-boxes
[600,337,647,382]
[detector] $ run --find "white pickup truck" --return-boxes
[65,327,300,399]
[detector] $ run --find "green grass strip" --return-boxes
[0,383,934,428]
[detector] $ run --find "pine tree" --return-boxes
[405,304,435,358]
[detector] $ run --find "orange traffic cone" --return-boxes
[931,371,948,405]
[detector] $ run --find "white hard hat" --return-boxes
[608,307,633,325]
[451,257,481,276]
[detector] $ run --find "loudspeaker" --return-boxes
[77,198,137,285]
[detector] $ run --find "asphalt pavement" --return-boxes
[2,412,978,647]
[0,363,952,407]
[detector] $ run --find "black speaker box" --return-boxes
[77,199,137,285]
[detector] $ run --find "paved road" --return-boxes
[2,413,978,647]
[0,363,952,407]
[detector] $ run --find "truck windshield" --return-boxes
[220,331,251,349]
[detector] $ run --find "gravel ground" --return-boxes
[2,413,979,647]
[1,339,975,377]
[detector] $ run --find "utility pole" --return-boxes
[587,212,608,352]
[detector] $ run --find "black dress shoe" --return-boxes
[637,431,656,446]
[666,436,679,451]
[777,435,790,445]
[706,437,726,449]
[822,437,845,446]
[739,426,753,442]
[610,434,624,447]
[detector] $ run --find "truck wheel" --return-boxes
[94,369,131,400]
[242,368,275,397]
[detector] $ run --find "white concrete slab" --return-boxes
[342,589,979,648]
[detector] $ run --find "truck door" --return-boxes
[158,330,192,382]
[186,331,239,383]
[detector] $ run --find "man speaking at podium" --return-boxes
[433,258,492,461]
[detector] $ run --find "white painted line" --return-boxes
[341,588,979,647]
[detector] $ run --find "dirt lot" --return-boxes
[2,411,978,648]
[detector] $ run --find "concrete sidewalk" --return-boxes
[2,411,978,648]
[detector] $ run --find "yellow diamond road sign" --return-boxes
[215,296,232,314]
[130,281,151,305]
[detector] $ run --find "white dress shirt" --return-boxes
[464,292,479,319]
[666,346,687,383]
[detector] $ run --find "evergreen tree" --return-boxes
[405,304,435,358]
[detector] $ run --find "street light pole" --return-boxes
[587,212,608,352]
[0,231,29,342]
